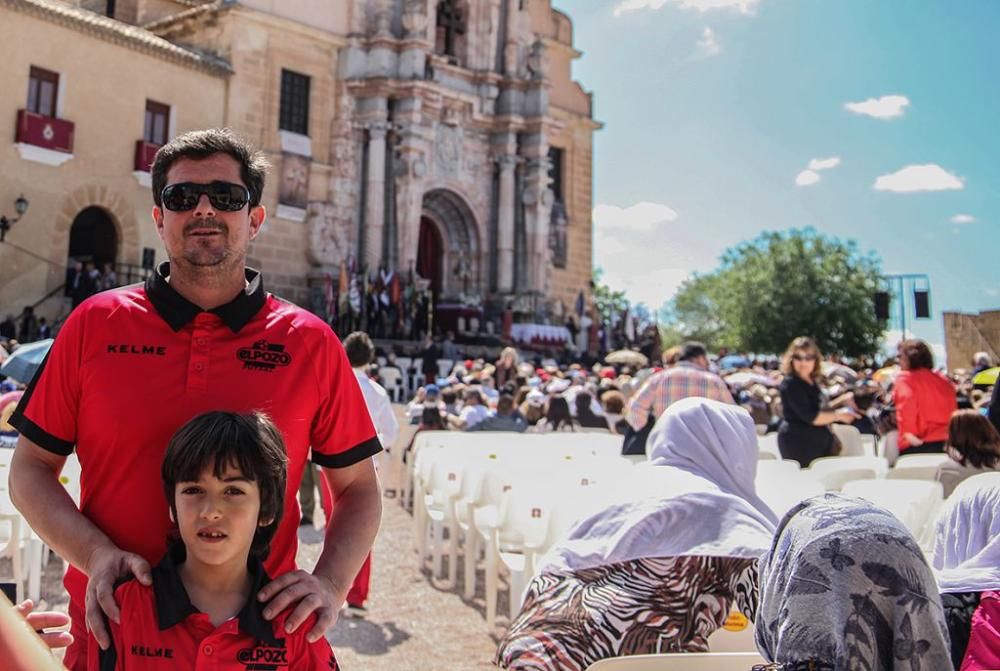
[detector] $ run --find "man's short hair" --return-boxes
[343,331,375,368]
[678,341,708,362]
[151,128,270,208]
[162,411,287,559]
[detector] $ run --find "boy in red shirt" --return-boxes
[90,411,339,670]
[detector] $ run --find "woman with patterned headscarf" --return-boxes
[757,493,953,671]
[495,397,778,670]
[932,473,1000,669]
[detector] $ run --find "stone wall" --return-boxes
[944,310,1000,372]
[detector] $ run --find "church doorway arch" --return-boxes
[416,217,444,298]
[68,206,118,269]
[420,189,481,300]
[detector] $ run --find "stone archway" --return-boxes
[68,206,118,268]
[420,188,482,300]
[46,185,138,296]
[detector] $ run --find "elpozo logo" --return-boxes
[238,340,292,373]
[236,645,288,670]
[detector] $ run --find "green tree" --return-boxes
[666,229,885,357]
[592,267,629,326]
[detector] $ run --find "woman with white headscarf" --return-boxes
[757,493,953,671]
[495,398,777,671]
[932,472,1000,669]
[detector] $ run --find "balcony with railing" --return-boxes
[15,110,75,166]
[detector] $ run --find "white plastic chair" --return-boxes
[758,475,824,518]
[757,432,781,460]
[832,424,869,456]
[807,455,888,491]
[380,367,404,402]
[706,609,757,652]
[841,478,944,548]
[888,453,950,482]
[436,358,454,379]
[586,652,767,671]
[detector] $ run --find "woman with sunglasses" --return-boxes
[777,337,858,467]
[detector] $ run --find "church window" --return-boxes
[435,0,466,60]
[548,147,565,203]
[144,100,170,146]
[27,66,59,118]
[279,69,311,136]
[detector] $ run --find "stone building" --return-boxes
[0,0,599,338]
[943,309,1000,372]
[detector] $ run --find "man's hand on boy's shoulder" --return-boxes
[258,570,344,643]
[85,544,152,650]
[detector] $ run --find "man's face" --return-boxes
[153,154,265,274]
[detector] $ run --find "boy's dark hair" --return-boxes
[441,390,457,405]
[343,331,375,368]
[151,128,270,208]
[162,411,287,559]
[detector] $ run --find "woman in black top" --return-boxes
[777,337,858,467]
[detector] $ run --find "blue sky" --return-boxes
[556,0,1000,364]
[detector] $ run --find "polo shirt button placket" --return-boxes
[188,314,215,392]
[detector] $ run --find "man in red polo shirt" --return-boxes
[9,129,382,671]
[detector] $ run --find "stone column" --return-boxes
[503,0,520,77]
[364,118,389,270]
[520,134,552,295]
[496,154,518,293]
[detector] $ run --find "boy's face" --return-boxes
[174,463,265,569]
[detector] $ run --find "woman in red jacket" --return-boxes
[893,339,957,455]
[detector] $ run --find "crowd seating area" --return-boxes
[404,428,956,644]
[0,449,79,603]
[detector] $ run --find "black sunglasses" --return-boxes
[160,181,252,212]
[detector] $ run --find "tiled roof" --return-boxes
[1,0,232,75]
[142,0,232,31]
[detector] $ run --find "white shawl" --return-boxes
[932,472,1000,593]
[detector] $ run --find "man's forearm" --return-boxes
[313,469,382,596]
[10,447,116,573]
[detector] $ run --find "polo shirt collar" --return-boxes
[145,261,266,333]
[152,541,281,646]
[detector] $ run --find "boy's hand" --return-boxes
[84,545,152,650]
[259,570,343,642]
[15,600,73,649]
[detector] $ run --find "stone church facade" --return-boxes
[0,0,599,334]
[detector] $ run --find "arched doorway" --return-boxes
[68,207,118,269]
[416,217,443,297]
[420,189,481,299]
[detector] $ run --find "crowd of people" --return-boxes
[2,125,998,670]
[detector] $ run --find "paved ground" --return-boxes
[32,405,507,670]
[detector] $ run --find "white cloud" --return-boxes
[593,201,718,310]
[795,156,840,186]
[614,0,760,17]
[843,95,910,120]
[795,170,821,187]
[808,156,841,171]
[950,213,976,224]
[873,164,965,193]
[695,26,721,57]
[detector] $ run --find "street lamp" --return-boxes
[0,194,29,242]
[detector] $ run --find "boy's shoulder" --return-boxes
[113,574,154,606]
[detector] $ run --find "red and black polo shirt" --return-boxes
[93,543,339,670]
[11,262,380,614]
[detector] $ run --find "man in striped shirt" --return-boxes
[626,342,735,430]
